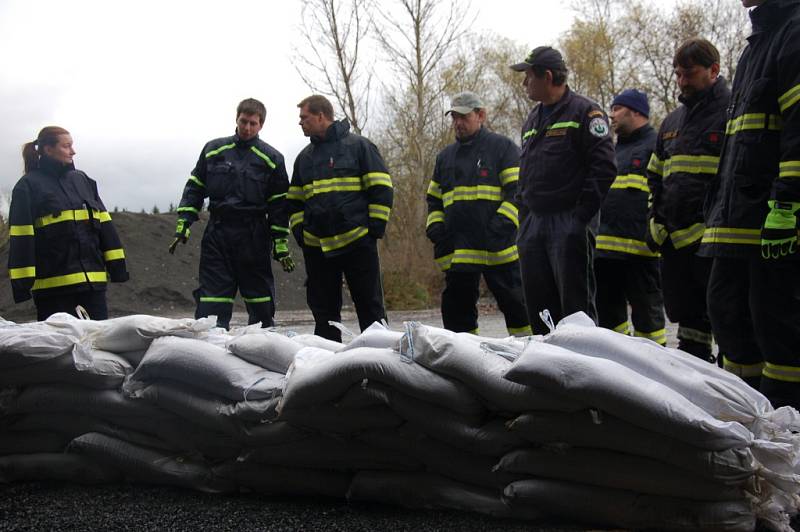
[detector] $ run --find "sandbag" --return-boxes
[92,314,216,352]
[213,461,351,498]
[278,403,403,434]
[0,350,132,390]
[68,432,233,493]
[123,336,285,401]
[403,322,583,413]
[227,331,302,374]
[503,479,756,532]
[0,325,90,370]
[495,447,747,501]
[289,334,344,351]
[508,410,756,483]
[279,347,485,416]
[217,396,280,423]
[0,452,120,484]
[348,471,544,521]
[505,341,753,451]
[0,431,68,455]
[337,322,403,353]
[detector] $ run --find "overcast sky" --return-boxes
[0,0,580,212]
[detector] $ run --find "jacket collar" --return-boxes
[679,76,728,108]
[534,86,573,127]
[456,125,487,145]
[38,155,74,177]
[312,119,350,144]
[617,123,653,145]
[750,0,799,34]
[234,131,259,148]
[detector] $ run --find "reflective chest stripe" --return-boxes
[657,155,720,179]
[442,185,502,208]
[302,177,362,198]
[34,208,111,229]
[32,271,108,290]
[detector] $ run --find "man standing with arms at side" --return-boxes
[288,95,393,342]
[595,89,666,345]
[171,98,294,329]
[646,38,730,362]
[510,46,617,334]
[425,91,531,336]
[701,0,800,409]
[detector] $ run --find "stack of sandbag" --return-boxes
[497,313,800,532]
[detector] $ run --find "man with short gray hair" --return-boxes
[426,91,530,336]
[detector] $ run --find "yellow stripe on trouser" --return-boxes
[613,321,631,335]
[634,328,667,345]
[507,325,532,336]
[677,326,712,346]
[722,358,765,378]
[763,362,800,383]
[32,271,107,290]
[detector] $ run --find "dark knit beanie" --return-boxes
[611,89,650,118]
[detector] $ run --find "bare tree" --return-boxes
[294,0,373,134]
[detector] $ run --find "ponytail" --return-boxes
[22,126,70,173]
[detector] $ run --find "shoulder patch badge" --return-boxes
[589,117,609,138]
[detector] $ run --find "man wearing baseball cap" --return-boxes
[510,46,617,333]
[425,91,530,336]
[595,89,666,345]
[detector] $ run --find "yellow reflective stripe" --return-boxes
[205,143,235,158]
[763,362,800,383]
[288,186,305,201]
[778,82,800,113]
[250,146,277,169]
[778,161,800,179]
[499,167,520,186]
[701,227,761,245]
[188,174,206,188]
[426,210,445,228]
[103,248,125,261]
[368,204,391,221]
[522,128,537,140]
[97,211,111,222]
[610,174,650,193]
[362,172,392,188]
[34,209,90,228]
[177,206,198,214]
[243,296,272,303]
[508,325,532,336]
[320,226,369,252]
[303,230,321,247]
[10,225,34,236]
[9,266,36,279]
[612,321,631,334]
[427,180,442,199]
[662,155,719,179]
[647,154,664,177]
[722,358,765,378]
[32,271,107,290]
[200,296,235,303]
[435,253,453,271]
[442,185,503,207]
[289,211,304,229]
[549,121,580,130]
[596,235,659,257]
[303,177,362,197]
[677,326,712,346]
[634,328,667,345]
[497,201,519,228]
[670,223,705,249]
[726,113,782,135]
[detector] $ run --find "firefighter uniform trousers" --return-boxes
[194,217,275,330]
[302,238,386,343]
[595,257,665,344]
[34,291,108,322]
[517,211,598,334]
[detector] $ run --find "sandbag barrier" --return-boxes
[1,314,798,531]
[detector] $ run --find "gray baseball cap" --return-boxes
[445,91,484,115]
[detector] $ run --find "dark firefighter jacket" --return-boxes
[597,124,659,259]
[700,0,800,259]
[517,86,617,222]
[288,119,393,257]
[426,126,521,272]
[177,133,289,243]
[647,78,731,250]
[7,156,128,303]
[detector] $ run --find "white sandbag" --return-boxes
[217,397,280,423]
[0,349,132,390]
[213,461,351,498]
[68,432,234,493]
[495,447,747,501]
[278,403,403,434]
[402,322,584,413]
[357,425,523,489]
[0,453,120,484]
[92,314,216,352]
[505,341,753,451]
[289,333,344,351]
[503,478,756,532]
[279,347,485,416]
[544,316,799,436]
[243,434,421,471]
[0,324,91,370]
[0,431,68,455]
[1,384,169,421]
[347,471,544,521]
[227,331,302,374]
[337,321,404,352]
[508,410,756,483]
[123,336,284,401]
